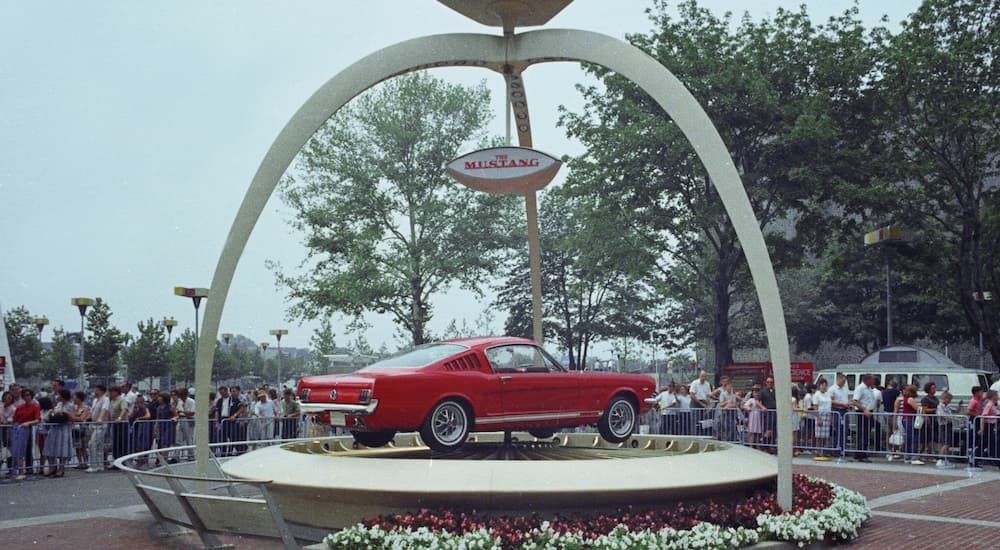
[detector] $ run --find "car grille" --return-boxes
[443,353,483,371]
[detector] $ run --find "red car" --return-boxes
[297,336,657,452]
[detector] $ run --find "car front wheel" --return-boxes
[598,395,636,443]
[420,399,471,452]
[351,430,396,448]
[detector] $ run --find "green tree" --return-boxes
[309,317,338,373]
[558,1,879,366]
[3,305,43,375]
[495,192,654,369]
[38,327,77,381]
[873,0,1000,365]
[273,71,520,345]
[167,328,196,388]
[84,298,126,380]
[122,318,169,386]
[212,342,241,382]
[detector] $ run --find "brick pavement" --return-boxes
[2,456,997,548]
[794,458,1000,548]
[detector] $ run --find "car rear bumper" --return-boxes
[300,399,379,416]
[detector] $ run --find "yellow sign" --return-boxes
[864,225,903,246]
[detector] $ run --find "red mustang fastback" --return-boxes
[297,336,657,451]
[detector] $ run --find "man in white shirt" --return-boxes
[851,374,877,462]
[689,370,713,408]
[87,385,110,473]
[830,374,851,455]
[175,388,196,461]
[121,382,138,415]
[654,385,678,435]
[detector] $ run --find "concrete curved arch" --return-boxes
[193,28,793,507]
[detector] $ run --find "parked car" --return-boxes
[296,336,657,451]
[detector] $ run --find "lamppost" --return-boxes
[270,329,288,390]
[222,333,233,346]
[70,298,93,389]
[174,287,209,388]
[34,316,49,338]
[864,224,904,347]
[162,318,177,389]
[973,291,995,370]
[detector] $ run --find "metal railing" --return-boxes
[6,408,999,477]
[1,415,322,476]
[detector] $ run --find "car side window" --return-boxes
[486,346,517,372]
[486,345,552,374]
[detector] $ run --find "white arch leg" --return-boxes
[193,28,793,509]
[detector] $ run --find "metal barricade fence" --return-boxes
[841,411,969,466]
[972,415,999,469]
[1,415,318,476]
[7,408,995,477]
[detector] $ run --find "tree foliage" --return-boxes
[167,328,196,387]
[274,72,520,346]
[122,318,169,384]
[872,0,1000,365]
[558,1,879,366]
[3,305,43,374]
[494,191,654,369]
[38,327,77,381]
[309,317,338,373]
[84,298,126,379]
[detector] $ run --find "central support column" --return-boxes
[503,68,544,345]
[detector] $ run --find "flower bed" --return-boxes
[324,474,870,549]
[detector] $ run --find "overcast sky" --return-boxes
[1,1,921,354]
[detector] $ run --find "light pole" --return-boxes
[70,298,93,389]
[174,287,209,388]
[270,329,288,390]
[864,225,904,347]
[973,291,995,370]
[34,316,49,338]
[162,318,177,389]
[222,333,233,346]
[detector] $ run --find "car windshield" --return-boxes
[365,343,467,369]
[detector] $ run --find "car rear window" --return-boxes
[367,343,467,369]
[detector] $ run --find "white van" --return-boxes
[813,345,992,407]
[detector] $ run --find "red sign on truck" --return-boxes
[723,361,814,385]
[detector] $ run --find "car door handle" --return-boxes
[500,376,513,384]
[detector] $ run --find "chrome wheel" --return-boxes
[598,396,636,443]
[420,400,471,452]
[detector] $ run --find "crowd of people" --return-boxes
[651,370,1000,468]
[1,379,304,481]
[3,371,997,481]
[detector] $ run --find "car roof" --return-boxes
[439,336,536,350]
[817,365,990,375]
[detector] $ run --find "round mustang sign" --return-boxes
[446,146,561,194]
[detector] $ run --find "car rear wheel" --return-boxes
[351,430,396,448]
[420,399,471,452]
[598,395,636,443]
